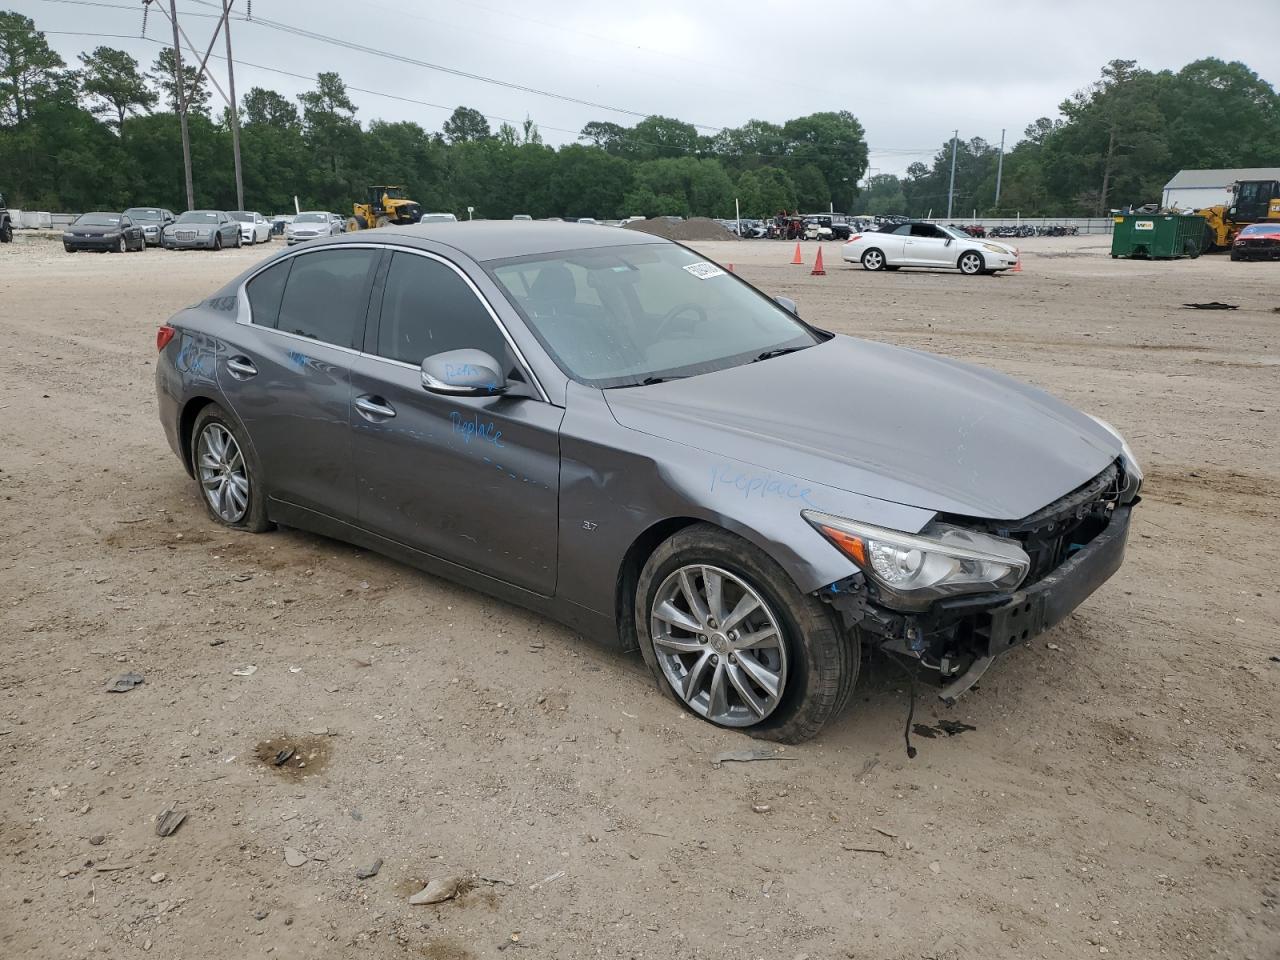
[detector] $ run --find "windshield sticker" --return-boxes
[683,261,726,280]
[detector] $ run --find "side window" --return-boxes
[277,249,378,346]
[910,223,936,237]
[245,259,292,328]
[377,253,506,365]
[892,223,912,235]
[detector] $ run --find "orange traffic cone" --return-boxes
[1012,248,1022,272]
[791,243,803,265]
[810,247,826,276]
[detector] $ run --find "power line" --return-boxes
[15,16,942,167]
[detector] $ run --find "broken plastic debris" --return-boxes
[107,672,144,693]
[231,665,257,677]
[155,807,187,838]
[409,876,460,904]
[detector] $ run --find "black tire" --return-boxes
[1229,249,1240,261]
[634,523,858,743]
[64,244,75,253]
[212,233,222,251]
[190,404,272,533]
[234,231,242,248]
[861,248,887,271]
[0,221,12,243]
[958,250,985,275]
[1184,240,1201,260]
[112,235,126,254]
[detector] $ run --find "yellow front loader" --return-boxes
[349,185,422,230]
[1195,178,1280,249]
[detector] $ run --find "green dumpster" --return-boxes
[1111,213,1206,259]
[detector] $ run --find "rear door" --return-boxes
[217,246,382,519]
[351,249,562,595]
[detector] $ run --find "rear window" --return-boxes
[246,259,292,328]
[276,250,379,347]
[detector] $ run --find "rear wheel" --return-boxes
[958,250,984,275]
[861,248,887,271]
[635,524,858,743]
[191,404,271,532]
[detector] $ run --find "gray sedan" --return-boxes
[163,210,242,250]
[154,224,1140,742]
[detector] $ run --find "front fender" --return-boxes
[554,383,934,617]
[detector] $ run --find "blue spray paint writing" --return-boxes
[176,342,212,378]
[286,349,308,370]
[449,410,504,446]
[709,464,816,507]
[445,362,479,379]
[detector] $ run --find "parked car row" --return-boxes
[62,207,284,253]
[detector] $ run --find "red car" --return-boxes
[1231,222,1280,261]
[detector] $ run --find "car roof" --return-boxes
[372,221,666,262]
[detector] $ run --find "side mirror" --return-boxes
[421,348,506,396]
[775,295,799,317]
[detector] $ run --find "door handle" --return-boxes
[355,395,396,420]
[226,356,257,378]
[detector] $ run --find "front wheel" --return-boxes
[635,524,858,743]
[958,250,985,275]
[191,404,272,532]
[113,236,126,254]
[861,248,887,271]
[212,233,222,251]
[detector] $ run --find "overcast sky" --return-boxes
[18,0,1280,175]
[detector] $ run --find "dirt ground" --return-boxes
[1,232,1277,960]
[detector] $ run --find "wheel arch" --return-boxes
[614,516,703,652]
[178,395,219,476]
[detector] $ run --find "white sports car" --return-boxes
[842,221,1019,275]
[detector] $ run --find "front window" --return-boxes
[382,188,405,199]
[489,243,822,388]
[75,213,123,226]
[177,211,220,223]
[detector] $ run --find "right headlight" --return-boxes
[803,512,1030,611]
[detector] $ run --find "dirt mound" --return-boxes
[623,216,738,241]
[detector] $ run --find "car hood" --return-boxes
[604,335,1120,520]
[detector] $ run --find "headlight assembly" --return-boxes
[804,512,1029,611]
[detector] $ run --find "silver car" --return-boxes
[163,210,242,250]
[124,206,176,246]
[286,211,344,244]
[154,223,1140,742]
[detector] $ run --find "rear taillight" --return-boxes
[847,234,861,243]
[156,325,176,352]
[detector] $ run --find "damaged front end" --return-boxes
[811,460,1139,703]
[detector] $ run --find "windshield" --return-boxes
[75,213,123,226]
[124,208,163,222]
[420,213,456,223]
[489,243,822,388]
[382,188,405,199]
[294,213,327,223]
[229,211,253,221]
[937,225,971,239]
[177,211,220,223]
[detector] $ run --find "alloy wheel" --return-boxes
[863,249,883,270]
[960,252,982,274]
[197,423,249,523]
[649,564,788,727]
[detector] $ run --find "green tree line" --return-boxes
[2,11,1277,220]
[863,58,1280,219]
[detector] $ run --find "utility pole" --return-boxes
[994,128,1006,212]
[166,0,194,209]
[222,0,243,210]
[946,130,958,220]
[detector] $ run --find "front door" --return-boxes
[217,246,381,519]
[351,250,562,596]
[902,223,952,266]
